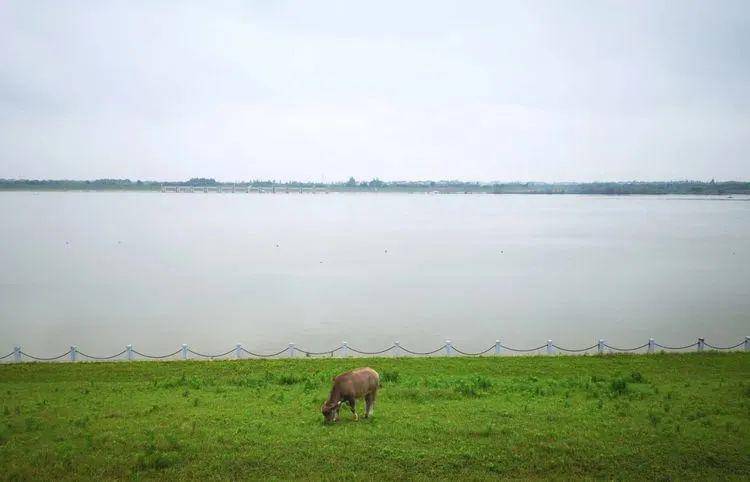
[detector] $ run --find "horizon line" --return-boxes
[2,177,750,185]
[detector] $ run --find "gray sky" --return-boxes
[1,0,748,182]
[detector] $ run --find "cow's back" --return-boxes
[335,367,379,398]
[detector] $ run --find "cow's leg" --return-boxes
[366,389,377,417]
[346,396,358,421]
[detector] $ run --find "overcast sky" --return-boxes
[1,1,748,182]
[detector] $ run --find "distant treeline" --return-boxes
[1,178,749,195]
[490,180,750,195]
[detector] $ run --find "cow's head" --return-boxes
[321,400,342,423]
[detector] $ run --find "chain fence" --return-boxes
[654,342,700,350]
[452,344,497,356]
[18,349,72,361]
[704,340,745,350]
[130,348,183,359]
[552,343,599,353]
[2,337,747,363]
[501,343,548,353]
[78,349,128,360]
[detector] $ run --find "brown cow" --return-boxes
[321,367,379,423]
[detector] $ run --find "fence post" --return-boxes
[126,344,133,361]
[546,340,553,355]
[745,336,749,352]
[445,340,452,357]
[394,341,401,357]
[495,340,501,356]
[70,345,77,362]
[181,344,188,360]
[598,339,604,354]
[648,338,655,354]
[342,341,348,358]
[288,343,295,358]
[698,338,705,352]
[14,346,21,363]
[236,343,242,359]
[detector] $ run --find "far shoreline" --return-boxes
[2,178,750,196]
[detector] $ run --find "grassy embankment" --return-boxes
[0,353,748,480]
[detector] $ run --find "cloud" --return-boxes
[1,0,749,181]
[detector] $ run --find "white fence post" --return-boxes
[288,343,295,358]
[445,340,452,357]
[495,340,501,356]
[394,341,401,357]
[598,339,604,354]
[126,344,133,361]
[14,346,21,362]
[546,340,553,355]
[236,344,242,359]
[70,345,77,362]
[181,344,188,360]
[745,336,749,352]
[698,338,705,352]
[648,338,655,354]
[342,341,348,358]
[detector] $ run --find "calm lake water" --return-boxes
[1,192,748,358]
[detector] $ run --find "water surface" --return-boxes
[1,192,748,357]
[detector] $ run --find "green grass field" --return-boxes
[1,353,748,480]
